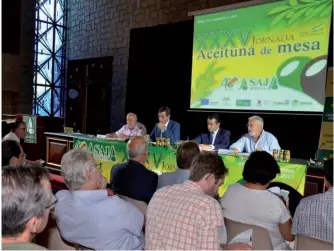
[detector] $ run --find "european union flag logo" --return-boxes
[201,99,209,105]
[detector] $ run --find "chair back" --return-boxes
[224,218,273,250]
[118,194,148,215]
[296,235,333,250]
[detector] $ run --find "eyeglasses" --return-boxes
[205,172,213,180]
[92,163,103,171]
[46,196,58,210]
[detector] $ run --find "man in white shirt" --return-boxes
[230,116,280,154]
[55,148,145,250]
[107,113,147,139]
[3,121,42,167]
[3,120,27,143]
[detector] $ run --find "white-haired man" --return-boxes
[108,113,147,139]
[230,116,280,154]
[55,149,145,250]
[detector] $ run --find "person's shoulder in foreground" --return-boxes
[2,242,48,250]
[292,158,333,242]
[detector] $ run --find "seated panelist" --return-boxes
[107,113,146,139]
[150,106,180,144]
[194,114,231,151]
[230,116,280,155]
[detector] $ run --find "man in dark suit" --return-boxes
[111,136,158,204]
[150,106,180,144]
[194,114,231,151]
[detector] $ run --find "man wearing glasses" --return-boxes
[2,166,54,250]
[2,120,27,143]
[55,148,144,250]
[230,116,280,155]
[2,120,43,167]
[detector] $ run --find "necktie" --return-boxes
[209,132,214,144]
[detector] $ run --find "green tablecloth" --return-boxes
[73,136,306,196]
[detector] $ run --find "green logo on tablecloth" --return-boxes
[23,116,37,144]
[74,140,117,161]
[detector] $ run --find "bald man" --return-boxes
[111,136,158,204]
[108,113,146,139]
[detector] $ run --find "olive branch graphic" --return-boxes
[191,62,225,107]
[267,0,332,28]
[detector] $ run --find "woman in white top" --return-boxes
[220,151,294,250]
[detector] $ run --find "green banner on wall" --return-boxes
[73,136,307,196]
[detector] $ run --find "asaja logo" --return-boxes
[222,76,279,91]
[75,141,116,161]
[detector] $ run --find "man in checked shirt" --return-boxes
[145,152,251,250]
[292,158,333,243]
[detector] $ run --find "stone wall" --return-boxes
[67,0,246,130]
[2,0,35,115]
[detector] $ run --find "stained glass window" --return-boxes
[33,0,67,117]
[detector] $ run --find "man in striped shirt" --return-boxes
[108,113,146,139]
[292,158,333,242]
[145,152,251,250]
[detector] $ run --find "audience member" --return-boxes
[146,152,251,250]
[220,151,294,250]
[2,140,25,166]
[2,120,26,143]
[2,120,42,167]
[292,158,333,242]
[111,136,158,204]
[2,166,53,250]
[55,149,144,250]
[157,141,199,189]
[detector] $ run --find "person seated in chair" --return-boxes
[157,141,200,189]
[230,116,280,154]
[107,113,146,139]
[150,106,180,144]
[220,151,294,250]
[292,158,333,243]
[194,114,231,151]
[3,120,43,166]
[2,166,53,250]
[2,140,26,167]
[55,149,144,250]
[111,136,158,204]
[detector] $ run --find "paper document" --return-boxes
[218,149,250,157]
[229,229,252,246]
[218,149,235,155]
[268,187,290,201]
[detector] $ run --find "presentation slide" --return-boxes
[190,0,332,112]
